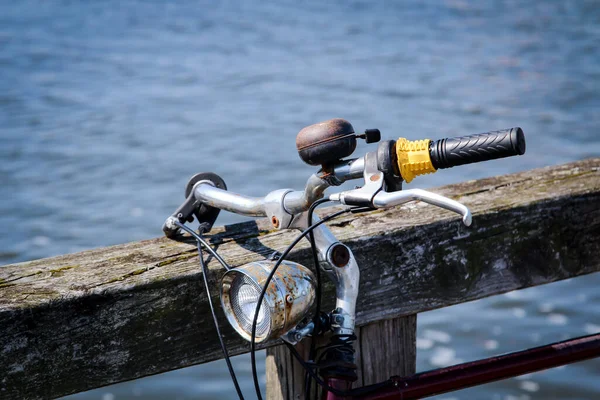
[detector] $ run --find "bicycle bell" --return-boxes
[220,260,316,343]
[296,118,381,167]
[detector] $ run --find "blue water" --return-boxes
[1,0,599,399]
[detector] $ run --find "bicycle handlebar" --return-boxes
[191,127,526,216]
[395,127,525,183]
[187,157,366,219]
[429,127,526,169]
[164,125,526,235]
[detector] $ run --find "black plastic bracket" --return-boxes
[376,140,403,192]
[162,172,227,238]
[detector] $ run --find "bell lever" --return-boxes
[357,128,381,144]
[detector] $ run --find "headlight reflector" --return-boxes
[229,276,271,338]
[221,260,315,343]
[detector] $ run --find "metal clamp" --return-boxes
[329,151,384,207]
[264,189,295,230]
[282,321,315,345]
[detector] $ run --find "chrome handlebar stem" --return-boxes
[299,215,359,337]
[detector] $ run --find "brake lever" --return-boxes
[327,151,472,226]
[372,189,472,226]
[330,188,472,226]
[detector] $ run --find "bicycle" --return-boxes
[162,119,600,399]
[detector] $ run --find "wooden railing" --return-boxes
[1,158,598,400]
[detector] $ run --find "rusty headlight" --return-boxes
[220,260,316,343]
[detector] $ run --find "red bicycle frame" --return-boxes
[323,333,600,400]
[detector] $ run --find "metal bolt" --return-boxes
[286,294,294,304]
[271,216,280,228]
[177,213,183,219]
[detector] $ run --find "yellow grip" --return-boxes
[395,138,437,183]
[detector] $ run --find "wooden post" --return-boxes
[265,237,421,400]
[265,315,417,400]
[265,341,310,400]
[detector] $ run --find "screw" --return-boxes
[177,213,183,219]
[271,216,279,228]
[286,294,294,304]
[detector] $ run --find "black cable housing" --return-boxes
[249,207,352,400]
[284,341,393,397]
[174,221,231,271]
[304,198,330,400]
[173,221,244,400]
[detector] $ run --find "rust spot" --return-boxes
[331,244,350,268]
[370,175,380,182]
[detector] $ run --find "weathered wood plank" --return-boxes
[1,158,599,399]
[355,315,417,386]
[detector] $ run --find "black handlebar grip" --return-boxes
[429,127,525,170]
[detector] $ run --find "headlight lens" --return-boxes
[229,275,271,339]
[221,260,315,343]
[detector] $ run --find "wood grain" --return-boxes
[1,158,599,399]
[355,315,417,386]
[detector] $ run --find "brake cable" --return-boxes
[173,221,244,400]
[304,197,331,400]
[249,206,354,400]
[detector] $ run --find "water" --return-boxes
[1,0,599,398]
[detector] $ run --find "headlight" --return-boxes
[220,260,315,343]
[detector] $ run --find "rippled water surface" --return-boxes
[1,1,599,399]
